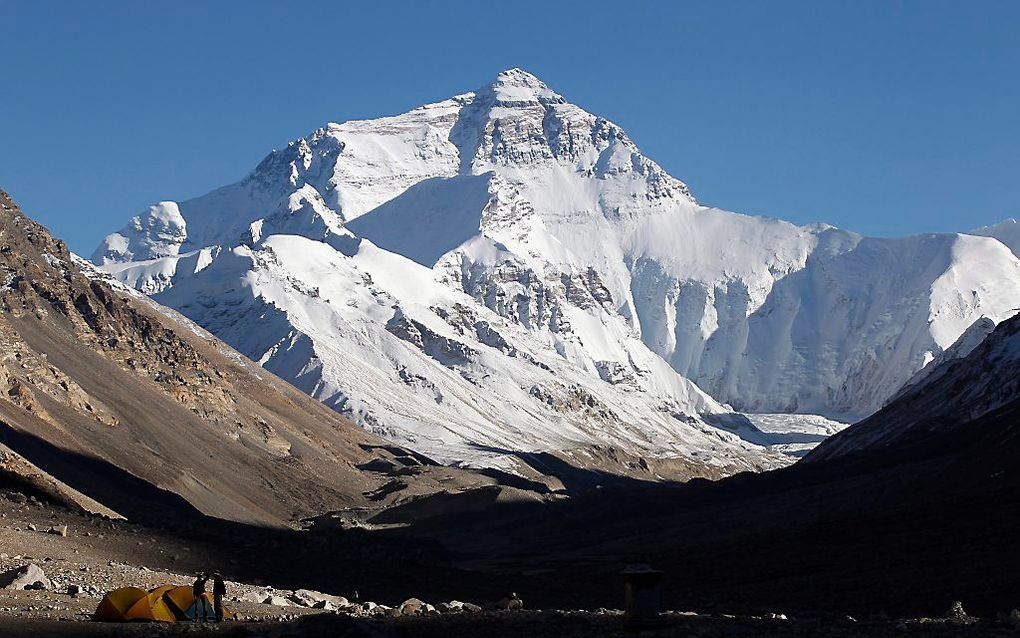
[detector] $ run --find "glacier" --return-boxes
[93,68,1020,475]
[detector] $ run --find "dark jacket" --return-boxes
[193,577,208,596]
[212,575,226,596]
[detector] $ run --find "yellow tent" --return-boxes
[162,585,231,620]
[94,584,233,622]
[93,586,176,622]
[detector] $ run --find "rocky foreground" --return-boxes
[4,488,1020,637]
[0,487,497,622]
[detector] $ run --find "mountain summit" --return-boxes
[93,70,1020,476]
[482,68,563,103]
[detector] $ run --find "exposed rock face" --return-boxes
[0,191,241,435]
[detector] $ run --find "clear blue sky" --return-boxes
[2,1,1018,253]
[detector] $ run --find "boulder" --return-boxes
[262,595,293,607]
[946,601,976,625]
[289,590,318,607]
[462,602,482,613]
[398,597,426,616]
[290,588,348,608]
[0,564,52,590]
[312,600,336,611]
[492,593,523,610]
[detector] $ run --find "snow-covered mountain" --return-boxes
[971,218,1020,258]
[94,68,1020,474]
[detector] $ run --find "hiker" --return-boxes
[212,573,227,622]
[192,573,211,621]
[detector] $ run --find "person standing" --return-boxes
[192,573,210,622]
[212,573,227,622]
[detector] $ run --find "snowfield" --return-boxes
[94,68,1020,475]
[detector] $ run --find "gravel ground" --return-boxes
[4,610,1020,638]
[0,490,347,624]
[3,489,1019,637]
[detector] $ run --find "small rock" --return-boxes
[462,602,482,613]
[27,524,37,532]
[66,584,81,597]
[47,525,68,537]
[312,600,336,611]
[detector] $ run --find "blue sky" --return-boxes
[1,1,1018,253]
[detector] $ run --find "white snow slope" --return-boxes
[94,69,1020,473]
[971,218,1020,259]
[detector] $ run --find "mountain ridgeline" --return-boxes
[93,68,1020,476]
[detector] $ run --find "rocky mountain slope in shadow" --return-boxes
[807,311,1020,460]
